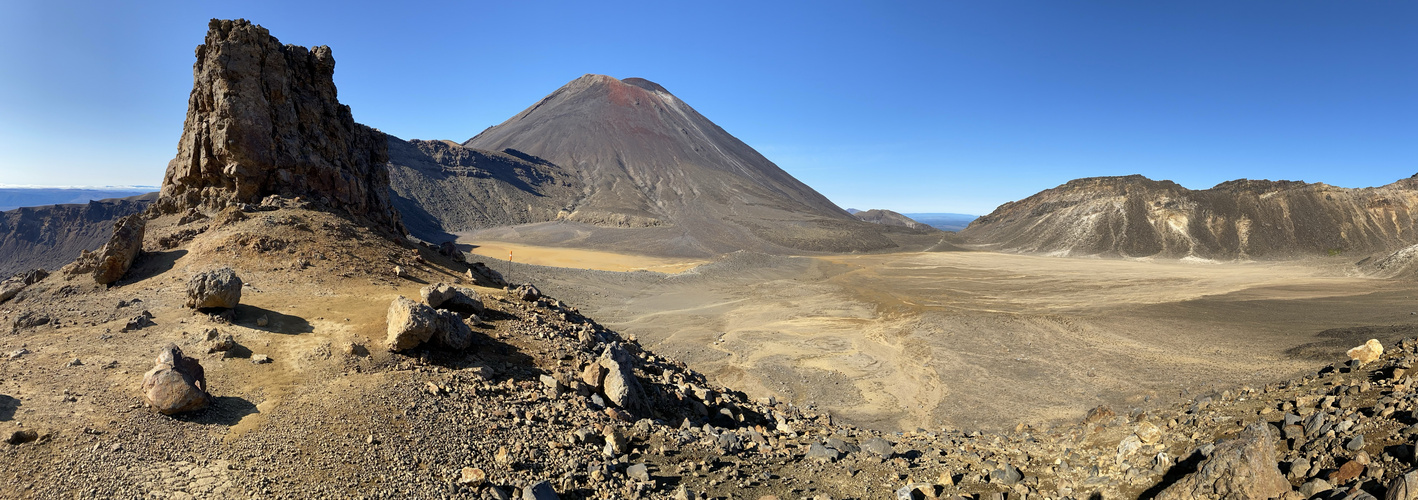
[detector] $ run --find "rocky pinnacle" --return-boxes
[155,19,404,238]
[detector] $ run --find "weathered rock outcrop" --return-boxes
[141,344,210,415]
[185,268,242,310]
[1155,422,1290,500]
[962,174,1418,259]
[155,19,403,237]
[65,213,146,285]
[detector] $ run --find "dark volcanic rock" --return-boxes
[963,174,1418,260]
[155,19,403,237]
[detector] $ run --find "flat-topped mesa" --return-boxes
[155,19,403,238]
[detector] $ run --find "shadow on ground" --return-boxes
[234,305,312,335]
[124,249,186,284]
[0,394,18,421]
[174,396,258,426]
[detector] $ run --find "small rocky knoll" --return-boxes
[853,209,938,232]
[154,19,403,237]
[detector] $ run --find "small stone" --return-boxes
[627,463,650,482]
[1329,460,1364,484]
[1348,434,1366,452]
[861,437,895,458]
[806,443,841,462]
[256,315,269,327]
[457,467,486,487]
[250,354,272,364]
[522,481,558,500]
[67,358,82,366]
[989,464,1023,485]
[6,429,39,445]
[495,446,512,464]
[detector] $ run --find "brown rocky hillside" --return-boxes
[962,174,1418,260]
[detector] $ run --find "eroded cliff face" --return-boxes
[156,19,402,237]
[962,174,1418,259]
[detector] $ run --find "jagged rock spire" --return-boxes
[156,19,404,237]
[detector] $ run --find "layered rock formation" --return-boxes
[155,19,403,237]
[962,174,1418,259]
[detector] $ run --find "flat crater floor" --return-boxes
[477,244,1416,432]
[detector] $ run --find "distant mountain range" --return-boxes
[0,188,155,212]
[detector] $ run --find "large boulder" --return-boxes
[141,344,211,415]
[431,310,473,350]
[386,296,437,351]
[421,283,483,315]
[185,268,243,309]
[598,344,646,412]
[1155,422,1291,500]
[153,19,403,237]
[67,214,146,285]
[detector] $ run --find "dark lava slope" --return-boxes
[962,174,1418,260]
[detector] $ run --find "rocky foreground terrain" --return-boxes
[5,203,1418,500]
[5,18,1418,500]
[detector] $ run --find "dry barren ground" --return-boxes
[475,244,1417,433]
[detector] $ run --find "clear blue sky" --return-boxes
[1,1,1414,215]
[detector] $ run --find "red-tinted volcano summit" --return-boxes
[389,75,931,255]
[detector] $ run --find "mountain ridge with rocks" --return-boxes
[961,174,1418,260]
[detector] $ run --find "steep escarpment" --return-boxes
[962,174,1418,259]
[386,137,582,243]
[461,74,908,255]
[0,193,154,277]
[154,19,402,237]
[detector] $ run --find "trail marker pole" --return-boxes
[508,250,513,285]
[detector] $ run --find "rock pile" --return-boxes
[153,19,403,237]
[140,344,210,415]
[64,213,145,285]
